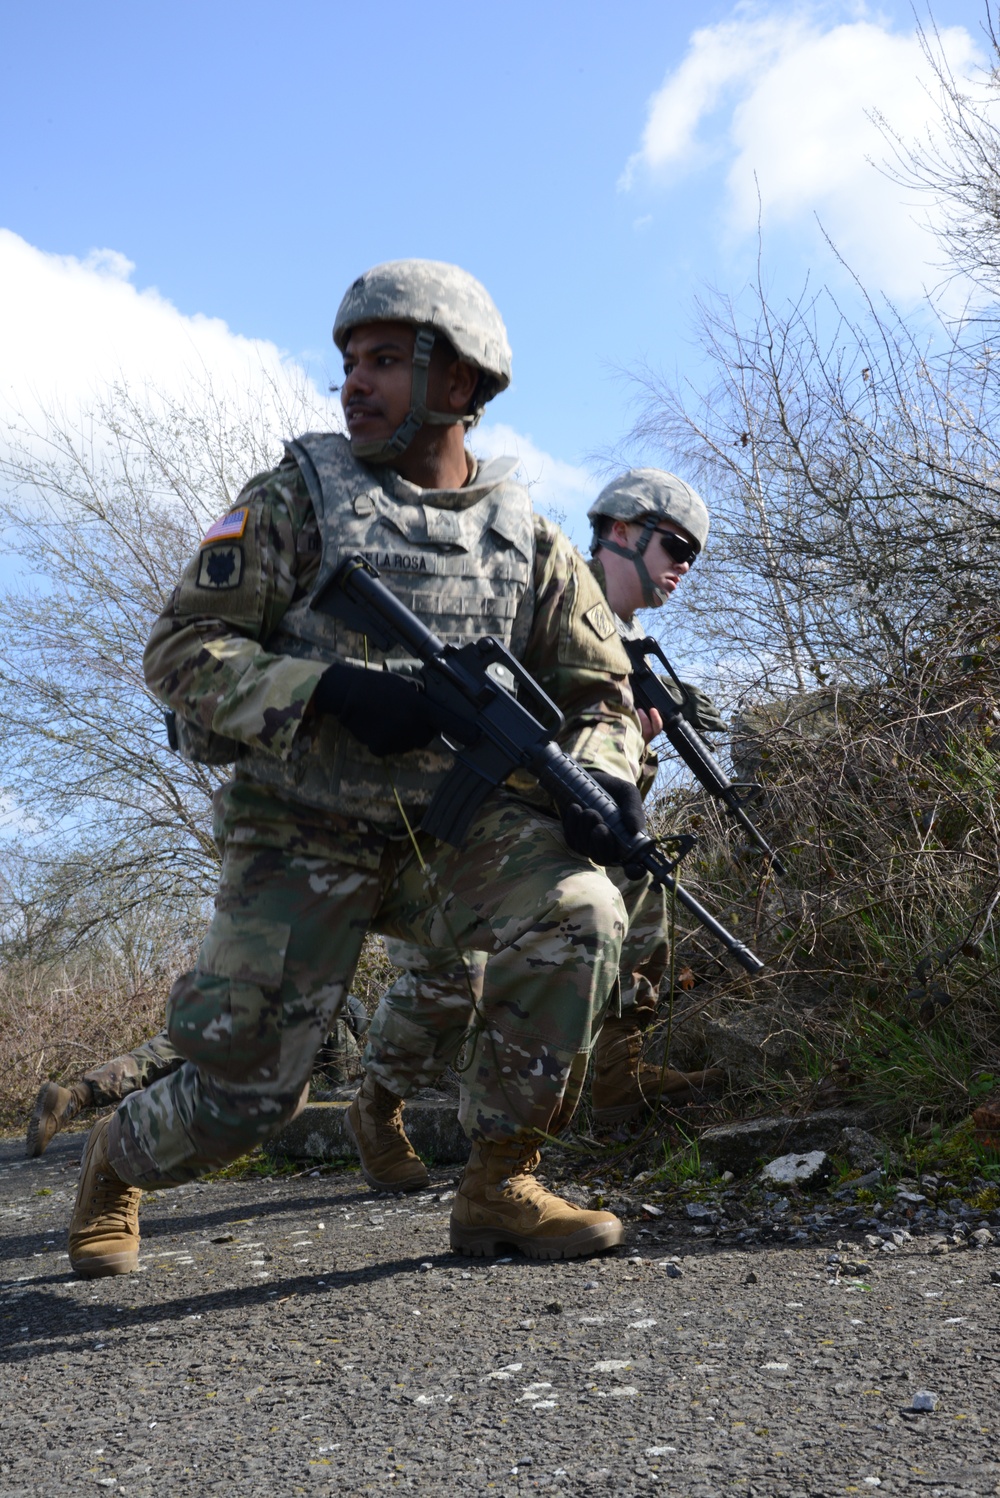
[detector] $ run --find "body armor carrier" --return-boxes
[240,432,535,827]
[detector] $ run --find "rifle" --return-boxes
[312,555,764,975]
[621,634,787,877]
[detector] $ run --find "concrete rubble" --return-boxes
[270,1090,470,1166]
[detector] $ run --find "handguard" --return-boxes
[312,555,765,975]
[622,634,787,877]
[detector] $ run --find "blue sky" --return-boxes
[0,0,990,542]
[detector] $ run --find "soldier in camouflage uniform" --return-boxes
[346,470,726,1192]
[68,259,659,1277]
[26,1033,184,1160]
[584,469,727,1116]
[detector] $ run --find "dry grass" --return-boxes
[0,930,399,1133]
[0,955,182,1130]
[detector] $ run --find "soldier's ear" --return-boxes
[447,358,480,415]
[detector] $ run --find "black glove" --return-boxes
[313,663,440,757]
[561,770,647,869]
[661,677,727,734]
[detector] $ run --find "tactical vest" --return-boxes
[240,432,535,826]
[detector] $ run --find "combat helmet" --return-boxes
[334,259,512,463]
[588,467,709,608]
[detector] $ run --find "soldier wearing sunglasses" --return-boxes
[588,467,703,617]
[346,469,726,1193]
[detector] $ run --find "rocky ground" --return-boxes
[2,1127,1000,1497]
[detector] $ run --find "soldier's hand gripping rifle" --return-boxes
[621,635,787,877]
[312,555,764,975]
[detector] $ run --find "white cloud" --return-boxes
[621,12,794,186]
[0,228,339,453]
[0,232,598,551]
[623,6,986,300]
[471,421,600,545]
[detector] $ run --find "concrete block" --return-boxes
[699,1107,880,1177]
[268,1098,470,1166]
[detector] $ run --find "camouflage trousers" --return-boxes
[84,1030,185,1107]
[107,793,626,1188]
[366,870,668,1098]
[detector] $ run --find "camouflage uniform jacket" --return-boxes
[145,438,643,839]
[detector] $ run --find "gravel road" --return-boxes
[2,1129,999,1497]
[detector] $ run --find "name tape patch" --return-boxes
[360,549,432,573]
[201,507,249,547]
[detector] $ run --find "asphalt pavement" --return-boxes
[1,1129,999,1497]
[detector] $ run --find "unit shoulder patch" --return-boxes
[197,544,244,590]
[201,507,249,546]
[583,601,616,640]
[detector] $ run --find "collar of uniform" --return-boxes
[391,452,519,511]
[588,554,643,639]
[588,555,608,593]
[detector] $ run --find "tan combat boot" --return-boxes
[344,1074,430,1193]
[68,1114,141,1277]
[592,1015,723,1124]
[26,1079,94,1158]
[450,1139,624,1260]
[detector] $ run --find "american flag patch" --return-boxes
[201,507,249,546]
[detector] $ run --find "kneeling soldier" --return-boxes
[68,260,659,1275]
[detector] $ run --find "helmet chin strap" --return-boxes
[598,518,669,608]
[350,329,477,465]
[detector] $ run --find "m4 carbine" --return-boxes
[621,635,786,877]
[312,555,764,976]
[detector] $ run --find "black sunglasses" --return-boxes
[646,525,699,567]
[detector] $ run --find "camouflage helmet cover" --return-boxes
[333,258,512,400]
[588,467,710,550]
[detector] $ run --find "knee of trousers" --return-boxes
[543,866,628,954]
[367,1000,475,1059]
[188,1075,305,1155]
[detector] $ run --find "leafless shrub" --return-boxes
[0,372,333,952]
[0,373,345,1116]
[619,275,1000,707]
[876,7,1000,303]
[0,927,201,1128]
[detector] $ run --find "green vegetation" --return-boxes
[638,623,1000,1162]
[205,1150,360,1182]
[654,1128,705,1186]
